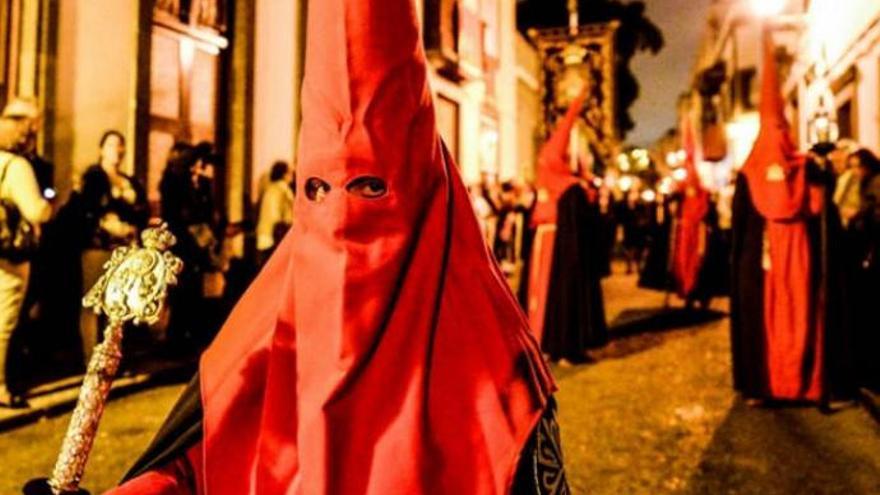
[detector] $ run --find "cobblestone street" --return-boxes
[558,269,880,494]
[2,269,879,494]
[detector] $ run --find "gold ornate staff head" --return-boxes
[83,224,184,326]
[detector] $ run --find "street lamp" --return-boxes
[808,46,839,151]
[809,108,838,150]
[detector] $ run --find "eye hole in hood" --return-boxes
[305,177,331,202]
[346,176,388,199]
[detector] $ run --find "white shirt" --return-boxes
[256,180,295,251]
[0,151,50,226]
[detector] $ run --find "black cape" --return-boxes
[730,173,857,400]
[542,184,608,361]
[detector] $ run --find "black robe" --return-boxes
[121,375,568,494]
[639,201,673,291]
[730,173,857,400]
[542,184,608,361]
[689,204,727,305]
[849,174,880,392]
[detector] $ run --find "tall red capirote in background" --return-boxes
[527,93,586,341]
[671,112,710,298]
[739,28,824,401]
[197,0,556,493]
[531,92,588,227]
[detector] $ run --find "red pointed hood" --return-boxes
[679,112,703,191]
[198,1,554,493]
[532,93,586,226]
[741,29,807,220]
[672,113,710,297]
[739,29,825,402]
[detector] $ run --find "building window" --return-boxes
[832,67,858,141]
[146,1,229,209]
[837,99,854,140]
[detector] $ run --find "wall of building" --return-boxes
[251,0,303,198]
[515,33,541,181]
[51,0,140,198]
[792,0,880,152]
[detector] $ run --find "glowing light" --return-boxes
[676,149,687,163]
[666,151,679,166]
[616,153,631,172]
[641,189,657,203]
[592,177,604,188]
[618,175,634,192]
[658,177,674,195]
[43,188,56,200]
[672,168,688,182]
[751,0,786,17]
[604,174,617,189]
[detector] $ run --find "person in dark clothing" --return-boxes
[597,186,616,278]
[68,130,149,364]
[639,194,675,291]
[847,148,880,392]
[620,190,650,274]
[542,178,608,364]
[687,198,726,309]
[160,144,224,352]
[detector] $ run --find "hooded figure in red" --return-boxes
[525,90,607,362]
[526,94,586,341]
[671,114,711,300]
[107,0,564,493]
[730,30,826,402]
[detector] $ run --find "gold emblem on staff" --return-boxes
[25,225,182,495]
[83,226,183,326]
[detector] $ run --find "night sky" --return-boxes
[628,0,712,146]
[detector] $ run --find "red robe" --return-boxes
[671,115,710,299]
[738,30,824,401]
[110,0,554,493]
[527,94,585,342]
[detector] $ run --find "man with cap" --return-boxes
[2,98,54,199]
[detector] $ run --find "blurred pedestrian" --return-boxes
[0,115,51,408]
[70,130,149,364]
[848,148,880,392]
[160,144,224,351]
[468,182,493,246]
[835,145,870,228]
[255,161,294,266]
[492,181,520,271]
[1,98,54,200]
[619,188,648,274]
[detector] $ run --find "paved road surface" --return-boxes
[2,268,879,494]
